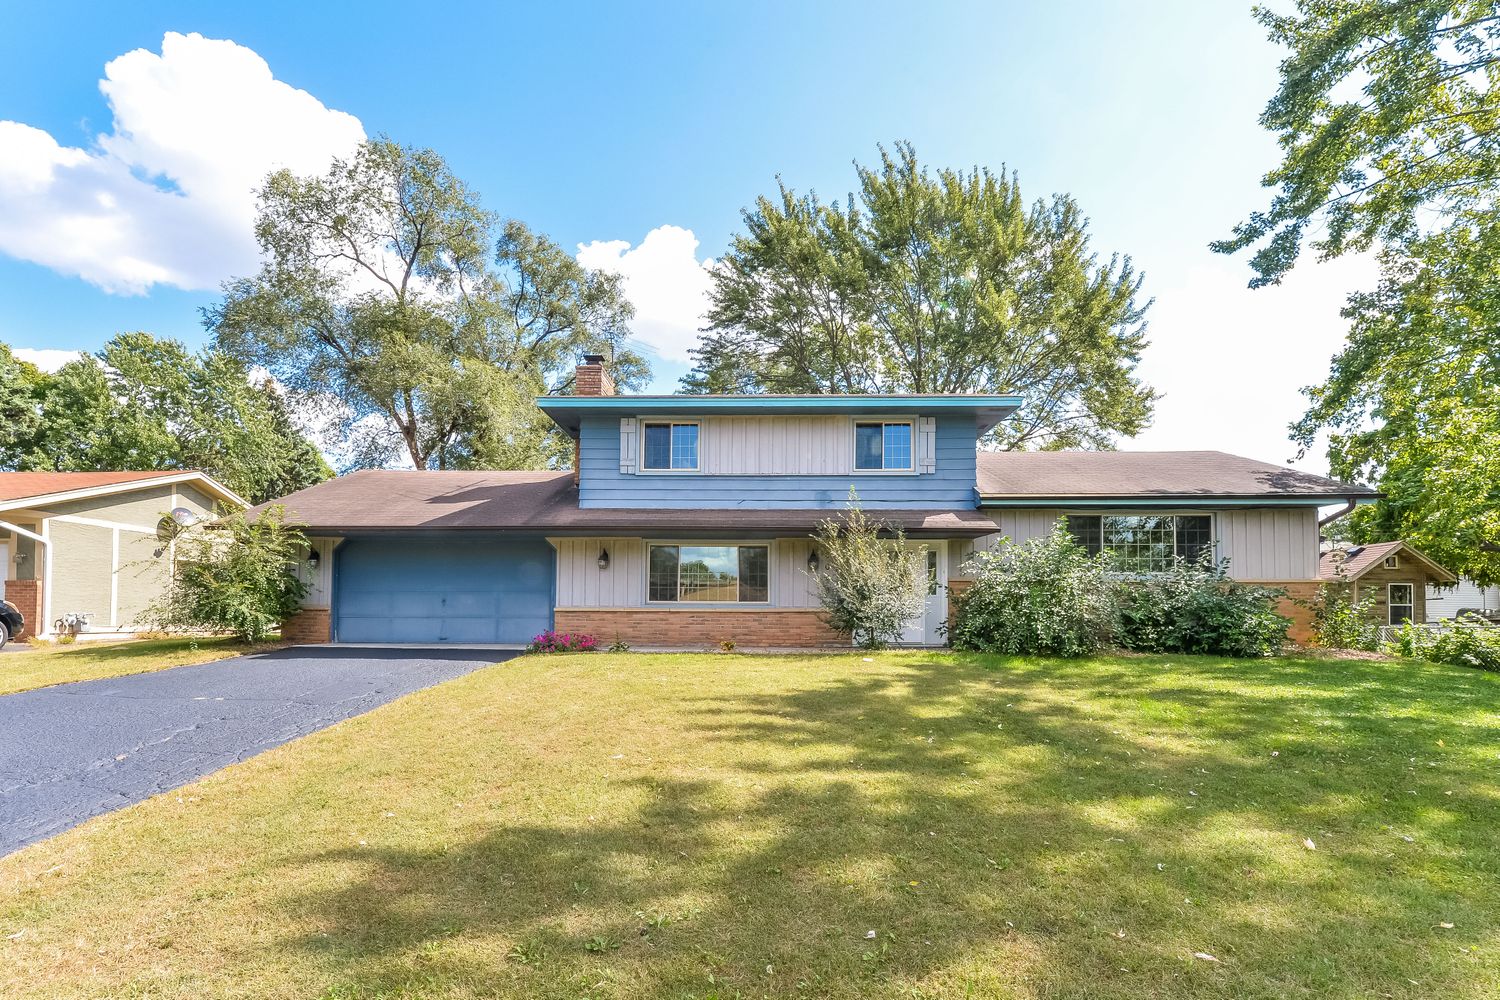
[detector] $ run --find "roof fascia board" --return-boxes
[977,496,1375,508]
[0,472,248,516]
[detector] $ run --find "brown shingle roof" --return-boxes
[0,470,218,504]
[976,450,1376,500]
[252,470,999,536]
[1318,541,1456,583]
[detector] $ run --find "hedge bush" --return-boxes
[1388,619,1500,672]
[1116,555,1290,658]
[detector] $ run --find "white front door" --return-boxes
[898,541,946,645]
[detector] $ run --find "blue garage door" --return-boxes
[334,537,554,644]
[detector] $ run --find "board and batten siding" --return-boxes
[552,536,820,609]
[580,413,975,509]
[952,506,1321,582]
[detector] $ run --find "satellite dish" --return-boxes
[155,508,198,542]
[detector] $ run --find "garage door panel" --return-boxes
[334,538,554,644]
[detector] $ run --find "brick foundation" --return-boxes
[554,608,848,648]
[4,579,39,639]
[281,607,331,644]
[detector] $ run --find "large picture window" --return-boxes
[648,544,770,603]
[855,421,914,471]
[642,422,699,471]
[1064,514,1214,572]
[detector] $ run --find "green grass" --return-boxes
[1,651,1497,999]
[0,636,278,695]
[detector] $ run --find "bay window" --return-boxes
[648,544,770,603]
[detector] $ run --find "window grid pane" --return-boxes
[883,423,912,469]
[1175,516,1213,563]
[648,545,679,601]
[643,424,671,470]
[671,423,698,469]
[1065,515,1102,555]
[1102,515,1177,572]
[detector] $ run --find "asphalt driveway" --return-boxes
[0,646,514,856]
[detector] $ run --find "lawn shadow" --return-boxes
[264,653,1500,999]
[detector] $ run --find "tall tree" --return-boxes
[1214,1,1500,286]
[684,143,1156,450]
[1222,1,1500,582]
[0,344,43,462]
[0,333,330,504]
[210,138,646,471]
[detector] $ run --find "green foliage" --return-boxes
[147,506,309,644]
[1307,578,1382,651]
[685,142,1156,450]
[1388,619,1500,672]
[1115,555,1292,658]
[811,492,925,649]
[1216,1,1500,286]
[210,138,646,472]
[0,333,329,504]
[949,523,1117,657]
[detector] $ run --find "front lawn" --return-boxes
[0,636,278,696]
[2,652,1497,998]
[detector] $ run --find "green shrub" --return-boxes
[146,505,308,644]
[812,492,925,649]
[949,523,1117,657]
[1116,554,1291,658]
[1305,574,1380,650]
[1388,619,1500,671]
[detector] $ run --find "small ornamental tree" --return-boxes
[949,523,1116,657]
[147,505,309,643]
[811,493,925,649]
[1306,572,1380,651]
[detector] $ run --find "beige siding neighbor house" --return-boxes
[0,471,246,641]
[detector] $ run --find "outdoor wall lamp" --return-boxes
[307,549,321,571]
[13,552,27,567]
[807,549,820,573]
[598,547,610,570]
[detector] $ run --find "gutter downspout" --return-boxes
[1318,500,1357,530]
[0,519,49,637]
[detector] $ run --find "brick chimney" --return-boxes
[576,354,615,397]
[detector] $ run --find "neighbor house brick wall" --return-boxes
[554,608,847,648]
[281,607,331,644]
[5,579,39,639]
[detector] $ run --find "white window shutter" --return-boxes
[619,418,637,474]
[918,417,936,473]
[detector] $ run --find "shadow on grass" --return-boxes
[269,654,1500,999]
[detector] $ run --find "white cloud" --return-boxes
[576,225,715,362]
[10,348,83,372]
[1125,252,1379,474]
[0,32,364,294]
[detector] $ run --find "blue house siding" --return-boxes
[577,413,978,509]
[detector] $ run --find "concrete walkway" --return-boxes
[0,646,513,856]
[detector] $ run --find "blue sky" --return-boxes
[0,1,1374,470]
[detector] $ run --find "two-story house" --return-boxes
[265,356,1376,647]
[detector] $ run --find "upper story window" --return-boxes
[1383,555,1399,569]
[642,421,699,471]
[648,544,769,603]
[854,421,913,471]
[1065,514,1214,573]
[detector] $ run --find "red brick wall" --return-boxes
[575,363,615,397]
[281,607,331,644]
[4,579,39,639]
[554,608,848,648]
[1239,580,1322,645]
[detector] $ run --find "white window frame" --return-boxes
[639,420,701,473]
[1388,582,1415,625]
[852,418,916,474]
[645,540,773,605]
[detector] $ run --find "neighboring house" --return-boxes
[1317,540,1458,627]
[1427,577,1500,622]
[0,471,246,641]
[260,356,1376,648]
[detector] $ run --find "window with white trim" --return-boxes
[642,422,699,470]
[1388,583,1415,625]
[1064,514,1214,572]
[648,544,770,603]
[854,421,913,471]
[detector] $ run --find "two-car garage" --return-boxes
[332,537,554,644]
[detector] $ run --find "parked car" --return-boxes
[0,599,23,650]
